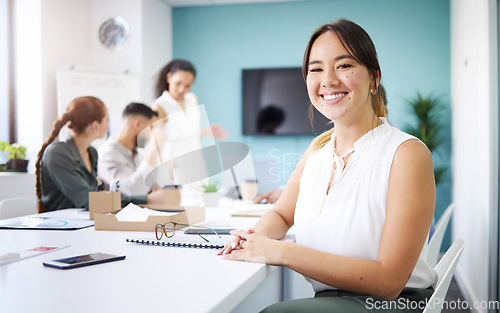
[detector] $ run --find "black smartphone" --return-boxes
[43,252,125,270]
[184,228,234,235]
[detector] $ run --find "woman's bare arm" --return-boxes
[224,139,435,300]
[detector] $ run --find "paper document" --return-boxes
[115,203,178,222]
[0,216,94,230]
[0,245,69,266]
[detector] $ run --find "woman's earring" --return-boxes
[370,88,377,95]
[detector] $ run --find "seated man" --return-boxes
[98,102,162,196]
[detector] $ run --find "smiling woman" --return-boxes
[306,32,376,126]
[302,21,387,153]
[220,19,437,313]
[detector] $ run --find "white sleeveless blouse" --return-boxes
[294,118,438,292]
[154,91,202,160]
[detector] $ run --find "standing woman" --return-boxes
[152,59,228,161]
[220,19,437,312]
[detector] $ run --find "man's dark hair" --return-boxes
[122,102,158,119]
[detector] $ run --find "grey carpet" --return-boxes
[442,277,471,313]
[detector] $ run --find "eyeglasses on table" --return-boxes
[155,222,221,242]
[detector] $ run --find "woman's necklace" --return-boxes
[333,118,382,158]
[331,118,382,183]
[333,136,355,159]
[331,136,356,185]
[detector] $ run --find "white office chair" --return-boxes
[422,238,465,313]
[427,203,455,267]
[0,197,38,219]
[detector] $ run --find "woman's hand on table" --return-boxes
[218,228,284,265]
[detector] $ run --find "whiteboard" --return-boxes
[56,67,140,147]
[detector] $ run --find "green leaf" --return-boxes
[404,92,447,185]
[5,143,27,160]
[434,167,447,186]
[0,141,9,152]
[200,180,220,193]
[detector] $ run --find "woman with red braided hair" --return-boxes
[35,96,165,213]
[35,96,113,213]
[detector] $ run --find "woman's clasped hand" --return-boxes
[218,228,285,265]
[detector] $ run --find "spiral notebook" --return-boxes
[126,238,225,249]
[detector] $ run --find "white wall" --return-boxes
[41,0,89,148]
[0,0,10,142]
[142,0,172,103]
[14,0,44,169]
[451,0,498,311]
[89,0,143,74]
[13,0,172,173]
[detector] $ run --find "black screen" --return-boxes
[242,67,332,135]
[55,253,111,264]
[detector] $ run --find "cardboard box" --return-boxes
[89,191,121,220]
[89,187,182,220]
[93,205,205,232]
[162,187,181,206]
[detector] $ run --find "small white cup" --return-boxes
[241,179,258,201]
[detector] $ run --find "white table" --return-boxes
[0,202,286,313]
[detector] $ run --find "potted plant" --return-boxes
[200,180,221,207]
[0,142,29,172]
[0,141,8,172]
[404,92,446,185]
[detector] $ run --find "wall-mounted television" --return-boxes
[242,67,332,136]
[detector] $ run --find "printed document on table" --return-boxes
[0,216,94,230]
[115,203,178,222]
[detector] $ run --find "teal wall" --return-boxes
[173,0,451,246]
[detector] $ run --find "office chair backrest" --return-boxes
[0,197,37,219]
[422,238,465,313]
[427,203,455,267]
